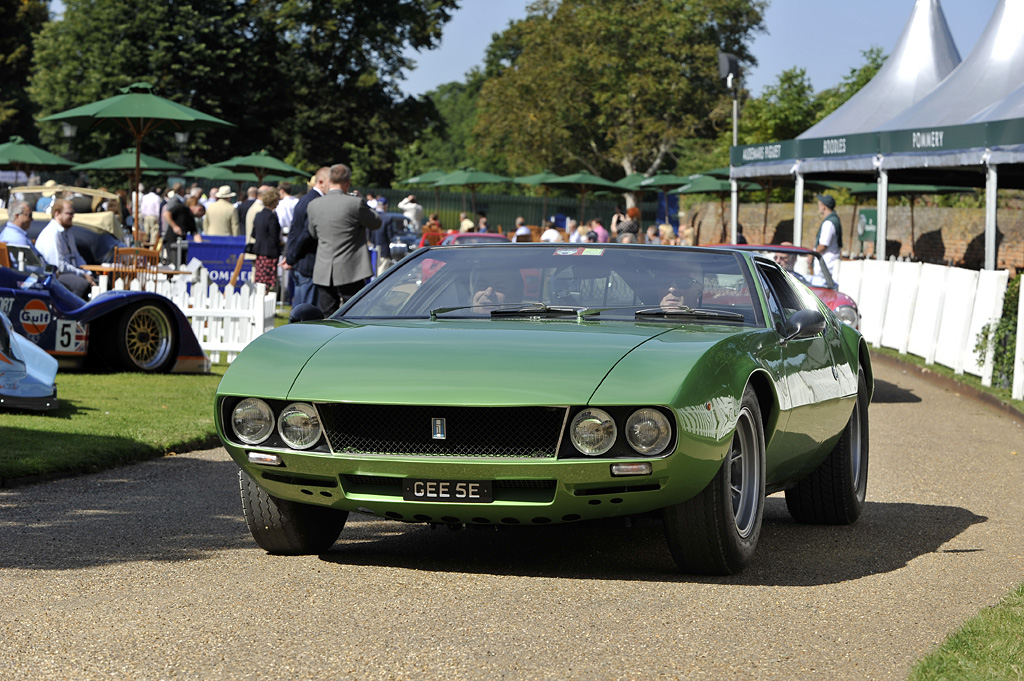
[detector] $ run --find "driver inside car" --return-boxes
[658,263,703,309]
[471,270,523,312]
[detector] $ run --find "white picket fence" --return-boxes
[835,259,1024,400]
[91,269,276,364]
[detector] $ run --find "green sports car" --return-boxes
[215,243,872,574]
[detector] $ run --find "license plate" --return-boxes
[402,479,493,503]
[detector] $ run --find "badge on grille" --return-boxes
[432,418,446,439]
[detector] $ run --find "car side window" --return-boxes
[757,262,807,321]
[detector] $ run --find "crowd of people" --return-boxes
[4,166,733,312]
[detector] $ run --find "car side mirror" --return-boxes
[782,308,826,342]
[289,303,324,323]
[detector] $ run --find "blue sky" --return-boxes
[400,0,1000,97]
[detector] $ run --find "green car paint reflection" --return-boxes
[215,244,873,575]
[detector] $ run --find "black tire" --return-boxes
[663,385,766,575]
[239,468,348,555]
[785,368,869,525]
[112,302,179,372]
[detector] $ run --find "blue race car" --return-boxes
[0,308,58,410]
[0,262,209,374]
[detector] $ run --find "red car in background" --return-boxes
[439,233,511,245]
[728,244,860,329]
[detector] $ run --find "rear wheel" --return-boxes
[785,368,869,524]
[112,303,178,372]
[663,385,766,574]
[239,468,348,554]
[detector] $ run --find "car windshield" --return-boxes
[343,244,762,325]
[754,248,835,289]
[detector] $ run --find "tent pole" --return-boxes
[876,169,888,261]
[985,163,998,270]
[793,173,805,247]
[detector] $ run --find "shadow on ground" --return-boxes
[319,497,986,585]
[870,379,922,404]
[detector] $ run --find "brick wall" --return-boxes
[685,201,1024,276]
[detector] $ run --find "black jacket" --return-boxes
[251,208,281,258]
[284,188,322,276]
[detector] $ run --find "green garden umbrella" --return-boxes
[400,169,448,211]
[546,171,623,225]
[401,169,448,184]
[41,81,233,242]
[0,136,74,183]
[672,174,758,245]
[433,168,510,216]
[72,148,185,174]
[214,150,306,185]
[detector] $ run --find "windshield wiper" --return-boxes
[635,306,745,322]
[489,303,596,319]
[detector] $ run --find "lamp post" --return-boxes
[61,122,77,162]
[718,51,740,244]
[174,130,190,166]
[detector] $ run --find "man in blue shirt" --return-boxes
[1,200,37,259]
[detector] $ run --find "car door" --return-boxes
[756,261,849,479]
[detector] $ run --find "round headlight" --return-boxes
[232,398,274,445]
[834,304,859,328]
[278,403,322,450]
[625,408,672,455]
[570,408,617,456]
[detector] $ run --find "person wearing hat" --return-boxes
[35,179,59,214]
[204,185,240,236]
[813,194,842,283]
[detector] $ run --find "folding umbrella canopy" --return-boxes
[513,171,562,224]
[41,82,233,243]
[0,136,74,183]
[433,169,510,216]
[72,148,185,174]
[187,164,284,185]
[546,171,623,225]
[400,169,448,212]
[215,151,305,185]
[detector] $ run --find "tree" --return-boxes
[814,47,886,121]
[474,0,767,187]
[739,67,819,143]
[28,0,457,184]
[0,0,49,141]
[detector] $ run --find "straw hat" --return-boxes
[41,179,58,197]
[217,185,236,199]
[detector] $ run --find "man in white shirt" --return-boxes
[397,195,424,231]
[139,186,163,244]
[812,194,842,284]
[35,198,95,298]
[275,181,299,237]
[539,222,562,242]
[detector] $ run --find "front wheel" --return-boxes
[113,303,178,372]
[239,468,348,554]
[663,385,766,575]
[785,368,870,524]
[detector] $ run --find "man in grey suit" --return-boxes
[306,163,382,315]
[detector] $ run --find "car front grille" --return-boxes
[316,404,568,459]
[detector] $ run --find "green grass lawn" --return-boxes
[909,583,1024,680]
[1,367,224,483]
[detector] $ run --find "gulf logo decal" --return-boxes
[19,299,51,335]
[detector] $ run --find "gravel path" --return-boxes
[1,357,1021,680]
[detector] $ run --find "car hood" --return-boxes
[219,319,745,406]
